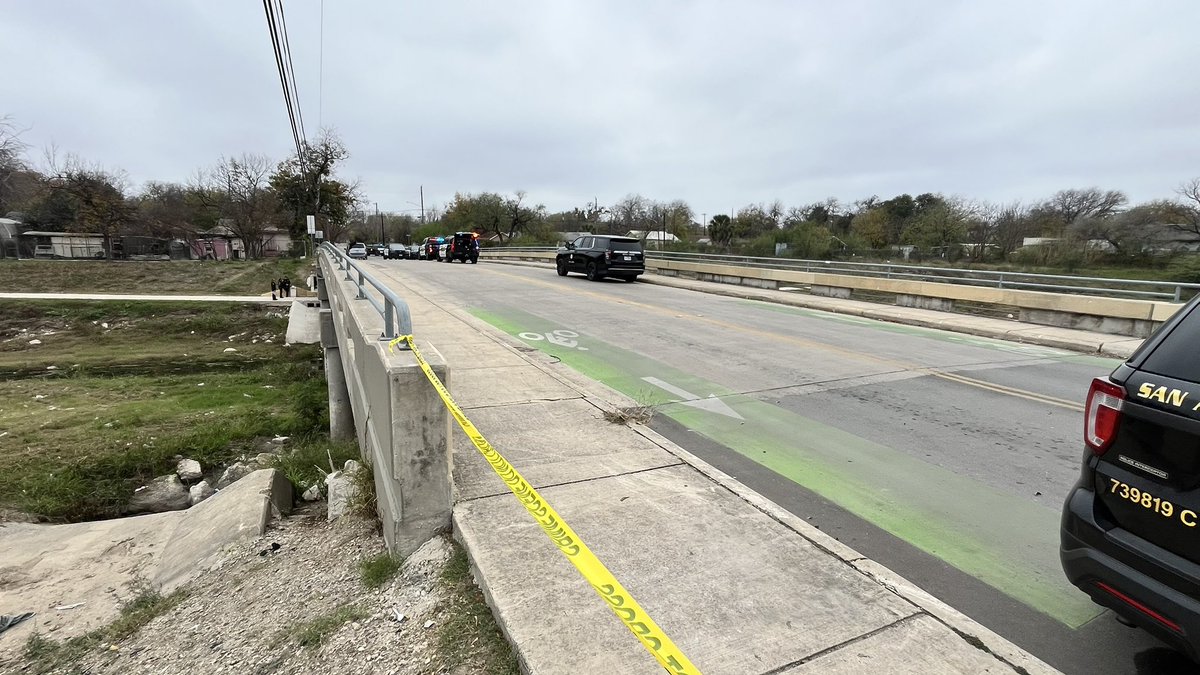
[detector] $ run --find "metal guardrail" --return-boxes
[320,242,412,347]
[483,246,1200,302]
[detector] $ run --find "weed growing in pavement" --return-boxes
[358,553,402,589]
[274,605,368,648]
[602,405,654,426]
[23,587,189,674]
[437,543,520,675]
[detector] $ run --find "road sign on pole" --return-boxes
[306,215,316,234]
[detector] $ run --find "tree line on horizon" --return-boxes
[3,115,1200,267]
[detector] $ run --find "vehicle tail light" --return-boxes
[605,250,612,262]
[1085,377,1125,454]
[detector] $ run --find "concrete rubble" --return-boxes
[175,458,202,482]
[125,474,189,514]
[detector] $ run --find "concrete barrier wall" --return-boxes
[479,250,1180,337]
[318,255,453,558]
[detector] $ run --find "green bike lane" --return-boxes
[470,304,1102,629]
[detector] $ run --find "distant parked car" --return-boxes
[386,243,408,259]
[347,243,368,260]
[408,244,421,259]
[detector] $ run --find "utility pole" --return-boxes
[375,202,383,243]
[419,185,425,224]
[702,212,707,234]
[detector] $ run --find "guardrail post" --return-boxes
[381,302,395,340]
[998,273,1005,289]
[1175,286,1182,302]
[356,270,366,299]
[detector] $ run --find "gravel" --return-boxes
[18,505,506,675]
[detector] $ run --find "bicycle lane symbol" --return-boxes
[518,329,589,351]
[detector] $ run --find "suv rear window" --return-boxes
[1140,305,1200,383]
[609,240,642,252]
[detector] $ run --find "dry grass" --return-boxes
[0,258,314,295]
[602,405,654,426]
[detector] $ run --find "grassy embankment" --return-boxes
[0,258,358,521]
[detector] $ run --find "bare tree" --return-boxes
[1041,188,1127,233]
[193,155,277,259]
[991,202,1038,257]
[0,116,30,214]
[44,152,133,260]
[504,190,535,242]
[612,194,649,234]
[1169,178,1200,237]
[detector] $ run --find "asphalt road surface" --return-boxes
[372,257,1196,675]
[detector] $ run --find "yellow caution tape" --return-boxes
[391,334,699,674]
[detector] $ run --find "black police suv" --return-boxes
[555,235,644,282]
[443,232,480,263]
[1061,293,1200,660]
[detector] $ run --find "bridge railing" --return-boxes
[482,246,1200,302]
[321,242,412,346]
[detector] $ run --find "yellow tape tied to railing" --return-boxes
[389,334,699,674]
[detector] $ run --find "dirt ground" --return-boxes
[2,506,514,675]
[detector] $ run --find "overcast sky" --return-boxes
[6,1,1200,220]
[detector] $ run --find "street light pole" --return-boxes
[419,185,425,224]
[375,202,383,243]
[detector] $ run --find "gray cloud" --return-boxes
[7,0,1199,220]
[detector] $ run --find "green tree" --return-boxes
[733,203,775,238]
[709,214,734,245]
[443,191,505,238]
[270,128,358,243]
[22,184,77,230]
[902,201,969,258]
[850,208,889,249]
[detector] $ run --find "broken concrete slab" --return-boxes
[0,511,180,656]
[154,468,292,593]
[285,299,321,344]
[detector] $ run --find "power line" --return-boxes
[319,0,324,129]
[262,0,304,161]
[275,0,306,143]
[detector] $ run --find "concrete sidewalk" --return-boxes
[0,291,294,305]
[390,273,1061,675]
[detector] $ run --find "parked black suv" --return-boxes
[1061,293,1200,660]
[556,235,644,282]
[443,232,480,263]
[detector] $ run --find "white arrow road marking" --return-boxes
[641,376,745,420]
